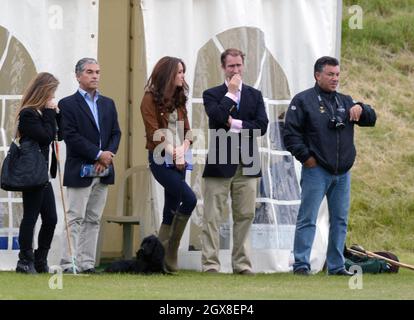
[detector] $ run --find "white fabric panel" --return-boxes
[141,0,340,97]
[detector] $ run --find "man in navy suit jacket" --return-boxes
[59,58,121,273]
[201,49,268,275]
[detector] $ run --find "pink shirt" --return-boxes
[224,81,243,132]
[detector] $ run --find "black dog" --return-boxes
[104,235,168,274]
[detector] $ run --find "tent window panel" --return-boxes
[267,104,289,151]
[4,99,21,146]
[257,153,270,198]
[254,201,275,224]
[191,102,209,149]
[275,204,299,226]
[0,203,7,227]
[250,223,296,250]
[190,162,204,202]
[12,203,23,228]
[269,154,300,201]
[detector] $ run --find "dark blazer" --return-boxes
[59,91,121,187]
[202,83,268,178]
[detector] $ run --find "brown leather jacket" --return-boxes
[140,91,192,151]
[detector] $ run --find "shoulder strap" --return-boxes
[50,142,57,178]
[12,119,19,144]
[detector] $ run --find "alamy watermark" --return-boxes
[48,5,63,30]
[48,265,63,290]
[348,5,363,30]
[151,121,263,175]
[348,265,363,290]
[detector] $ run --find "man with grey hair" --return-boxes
[59,58,121,273]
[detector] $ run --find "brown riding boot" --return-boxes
[164,213,190,272]
[158,223,171,246]
[158,223,172,273]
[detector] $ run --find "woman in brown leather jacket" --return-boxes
[140,56,196,272]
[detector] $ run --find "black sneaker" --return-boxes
[204,269,218,273]
[237,269,255,276]
[293,268,310,276]
[82,268,96,274]
[63,266,79,274]
[328,269,354,276]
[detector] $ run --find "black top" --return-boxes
[18,107,58,176]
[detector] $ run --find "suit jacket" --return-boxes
[59,91,121,187]
[202,83,268,178]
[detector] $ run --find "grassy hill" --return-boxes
[341,0,414,254]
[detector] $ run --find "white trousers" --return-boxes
[60,178,108,271]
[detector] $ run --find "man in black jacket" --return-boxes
[201,48,268,274]
[283,56,376,276]
[59,58,121,273]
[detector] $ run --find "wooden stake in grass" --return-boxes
[55,140,78,275]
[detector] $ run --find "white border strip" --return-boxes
[253,50,267,89]
[0,32,12,71]
[212,35,225,53]
[256,198,301,206]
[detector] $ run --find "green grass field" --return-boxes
[1,267,414,300]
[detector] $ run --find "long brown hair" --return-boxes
[144,56,188,111]
[16,72,59,118]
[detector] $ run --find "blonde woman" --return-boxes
[15,72,60,274]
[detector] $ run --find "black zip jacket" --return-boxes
[283,84,376,175]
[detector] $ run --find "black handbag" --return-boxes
[1,125,49,191]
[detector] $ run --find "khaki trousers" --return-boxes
[60,178,108,271]
[202,165,257,273]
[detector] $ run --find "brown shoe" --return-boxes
[238,269,255,275]
[204,269,218,273]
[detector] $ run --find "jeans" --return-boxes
[293,165,351,274]
[148,152,196,225]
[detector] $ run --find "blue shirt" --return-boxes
[78,88,102,160]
